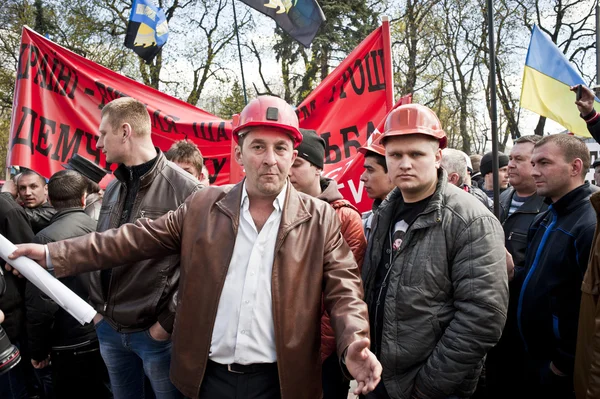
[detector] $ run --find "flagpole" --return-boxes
[486,0,500,218]
[232,0,248,105]
[381,16,394,111]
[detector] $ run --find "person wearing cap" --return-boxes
[63,153,109,221]
[480,151,510,199]
[361,103,508,399]
[591,158,600,186]
[288,128,367,399]
[358,131,395,242]
[24,170,112,398]
[8,95,381,399]
[484,134,547,399]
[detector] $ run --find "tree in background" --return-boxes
[218,79,247,119]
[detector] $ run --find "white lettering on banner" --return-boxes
[347,179,365,203]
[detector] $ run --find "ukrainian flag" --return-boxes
[520,25,599,137]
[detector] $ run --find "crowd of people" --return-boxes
[0,84,599,399]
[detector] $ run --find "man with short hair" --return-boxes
[485,135,547,399]
[517,134,597,399]
[441,148,491,209]
[165,140,209,184]
[25,170,111,398]
[62,154,109,220]
[358,131,395,241]
[9,95,381,399]
[480,151,510,199]
[289,128,367,399]
[362,104,508,398]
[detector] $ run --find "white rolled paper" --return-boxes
[0,233,96,325]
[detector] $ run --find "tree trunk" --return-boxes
[534,116,546,136]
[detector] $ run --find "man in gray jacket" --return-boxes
[362,104,509,399]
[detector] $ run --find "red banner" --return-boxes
[9,27,232,185]
[297,22,394,212]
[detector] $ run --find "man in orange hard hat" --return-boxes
[361,103,508,398]
[9,95,382,399]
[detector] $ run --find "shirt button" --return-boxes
[241,330,246,334]
[386,249,391,254]
[245,300,250,304]
[385,263,390,269]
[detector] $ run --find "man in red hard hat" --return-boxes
[361,103,508,398]
[9,95,382,399]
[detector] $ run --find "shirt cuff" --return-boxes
[44,245,54,273]
[582,109,599,124]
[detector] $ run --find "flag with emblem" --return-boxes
[124,0,169,63]
[239,0,325,47]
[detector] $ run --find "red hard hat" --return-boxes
[358,129,386,157]
[381,104,447,149]
[232,96,302,147]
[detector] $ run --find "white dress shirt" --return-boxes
[209,182,287,365]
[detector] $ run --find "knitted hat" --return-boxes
[296,129,325,169]
[480,151,509,176]
[62,154,109,184]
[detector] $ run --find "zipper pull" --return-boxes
[508,232,513,240]
[103,303,108,312]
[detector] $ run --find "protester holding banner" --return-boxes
[358,131,395,242]
[9,95,382,399]
[289,128,367,399]
[361,104,508,399]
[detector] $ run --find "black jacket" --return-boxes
[25,208,98,361]
[0,193,34,340]
[499,187,548,267]
[24,201,56,233]
[517,183,598,375]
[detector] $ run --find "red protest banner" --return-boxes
[297,19,395,212]
[9,27,232,185]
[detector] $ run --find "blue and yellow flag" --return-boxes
[124,0,168,64]
[240,0,325,48]
[520,25,598,137]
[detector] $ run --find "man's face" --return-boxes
[17,174,47,208]
[235,127,297,198]
[360,156,394,200]
[508,142,536,192]
[498,166,509,189]
[174,161,200,179]
[531,142,574,202]
[289,157,319,195]
[594,166,600,186]
[384,135,441,198]
[97,115,125,164]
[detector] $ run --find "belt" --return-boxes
[208,360,277,374]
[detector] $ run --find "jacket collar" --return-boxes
[113,148,164,189]
[50,207,87,223]
[500,187,546,219]
[546,182,595,214]
[216,178,312,235]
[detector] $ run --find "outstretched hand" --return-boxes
[346,338,382,395]
[6,244,48,277]
[571,85,595,116]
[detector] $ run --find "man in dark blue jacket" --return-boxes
[517,134,597,399]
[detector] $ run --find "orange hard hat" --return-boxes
[381,104,447,149]
[232,96,302,147]
[358,129,386,157]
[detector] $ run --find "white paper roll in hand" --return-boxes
[0,233,96,325]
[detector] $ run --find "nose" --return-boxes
[360,170,367,182]
[97,135,104,149]
[507,159,516,169]
[398,155,411,170]
[263,147,277,166]
[530,164,540,178]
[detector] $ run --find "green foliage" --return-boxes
[218,80,247,119]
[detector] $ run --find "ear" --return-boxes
[434,148,442,168]
[234,145,244,166]
[448,173,460,186]
[122,123,133,142]
[81,193,87,208]
[571,158,584,177]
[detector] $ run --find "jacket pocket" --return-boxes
[138,207,170,220]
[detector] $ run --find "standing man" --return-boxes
[485,135,547,399]
[480,151,510,199]
[8,96,381,399]
[74,97,202,398]
[288,128,367,399]
[0,177,35,399]
[358,130,395,241]
[25,170,112,398]
[517,134,597,399]
[441,148,491,209]
[165,140,210,185]
[362,104,508,398]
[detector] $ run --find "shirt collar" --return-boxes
[241,180,287,212]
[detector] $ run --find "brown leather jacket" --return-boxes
[48,181,369,399]
[575,191,600,399]
[318,178,367,362]
[89,150,201,333]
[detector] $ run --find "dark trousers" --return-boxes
[322,353,350,399]
[51,340,113,399]
[197,360,280,399]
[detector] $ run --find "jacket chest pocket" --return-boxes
[396,230,431,287]
[138,207,170,220]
